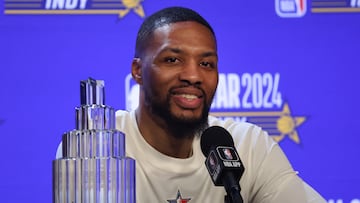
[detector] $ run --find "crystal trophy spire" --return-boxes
[53,78,136,203]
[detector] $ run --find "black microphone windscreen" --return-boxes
[200,126,235,157]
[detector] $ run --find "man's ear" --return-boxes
[131,58,143,85]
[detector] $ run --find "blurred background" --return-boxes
[0,0,359,202]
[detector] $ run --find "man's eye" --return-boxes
[200,61,215,68]
[164,57,178,63]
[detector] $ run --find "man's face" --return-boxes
[138,21,218,135]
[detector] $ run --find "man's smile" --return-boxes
[171,88,204,109]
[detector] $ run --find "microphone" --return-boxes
[200,126,245,203]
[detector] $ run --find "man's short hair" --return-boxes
[135,6,216,57]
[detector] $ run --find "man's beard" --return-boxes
[145,87,211,138]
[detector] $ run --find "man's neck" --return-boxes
[135,108,194,159]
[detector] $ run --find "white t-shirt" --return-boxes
[115,110,326,203]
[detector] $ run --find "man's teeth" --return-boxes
[180,94,198,99]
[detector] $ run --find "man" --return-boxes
[116,6,326,203]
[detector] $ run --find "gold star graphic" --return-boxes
[210,103,306,144]
[119,0,145,18]
[272,103,306,143]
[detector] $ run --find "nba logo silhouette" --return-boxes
[208,153,217,171]
[223,148,233,160]
[275,0,306,17]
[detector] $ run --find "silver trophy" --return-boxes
[53,78,136,203]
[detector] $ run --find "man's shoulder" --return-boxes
[115,110,134,129]
[115,109,131,117]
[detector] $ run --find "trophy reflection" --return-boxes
[53,78,136,203]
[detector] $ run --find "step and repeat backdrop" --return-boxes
[0,0,359,202]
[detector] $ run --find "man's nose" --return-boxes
[179,61,203,85]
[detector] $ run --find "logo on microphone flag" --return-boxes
[217,147,239,161]
[223,148,233,160]
[206,151,219,175]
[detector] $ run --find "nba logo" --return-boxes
[125,73,139,111]
[275,0,306,18]
[206,151,218,174]
[223,148,233,160]
[209,153,217,171]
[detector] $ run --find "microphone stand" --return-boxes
[224,192,243,203]
[223,173,243,203]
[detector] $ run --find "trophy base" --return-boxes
[53,157,135,203]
